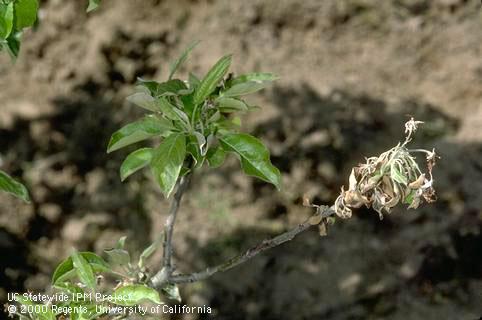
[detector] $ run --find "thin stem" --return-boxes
[167,205,336,284]
[150,174,191,288]
[163,175,191,269]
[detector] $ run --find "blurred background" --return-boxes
[0,0,481,319]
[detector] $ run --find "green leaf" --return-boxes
[0,170,29,202]
[156,97,179,120]
[151,133,186,197]
[112,285,162,306]
[126,92,159,112]
[71,251,96,290]
[223,72,278,97]
[138,235,162,269]
[104,248,130,267]
[186,134,204,168]
[137,78,187,97]
[171,106,191,127]
[161,284,181,303]
[52,252,110,285]
[216,116,242,135]
[188,72,200,90]
[86,0,101,12]
[230,72,279,86]
[0,2,14,39]
[168,40,200,80]
[107,115,173,153]
[206,145,225,168]
[13,0,38,30]
[193,55,231,106]
[115,236,127,249]
[390,165,408,185]
[222,81,269,97]
[220,133,281,189]
[215,97,248,113]
[5,31,20,58]
[120,148,154,181]
[193,132,207,155]
[53,281,85,295]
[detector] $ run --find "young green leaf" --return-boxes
[52,252,110,285]
[112,285,162,306]
[171,107,191,128]
[157,79,188,96]
[13,0,38,30]
[138,235,163,269]
[0,170,30,202]
[215,97,248,113]
[188,72,201,90]
[137,78,187,97]
[0,2,14,40]
[71,251,96,290]
[53,281,85,295]
[151,133,186,197]
[193,55,232,106]
[120,148,154,181]
[222,72,278,97]
[107,115,173,153]
[230,72,279,86]
[115,236,127,250]
[5,31,20,58]
[86,0,101,12]
[220,133,281,189]
[126,92,159,112]
[186,134,205,168]
[104,248,130,267]
[193,132,207,155]
[206,145,226,168]
[222,81,269,97]
[157,97,181,121]
[168,40,200,80]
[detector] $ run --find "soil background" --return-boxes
[1,0,481,319]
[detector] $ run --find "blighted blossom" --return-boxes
[335,118,438,219]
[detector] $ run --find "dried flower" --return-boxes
[334,119,438,219]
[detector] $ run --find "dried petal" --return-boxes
[344,190,367,208]
[408,174,425,189]
[335,193,352,219]
[348,168,357,190]
[382,175,395,198]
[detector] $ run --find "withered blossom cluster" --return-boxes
[334,118,438,219]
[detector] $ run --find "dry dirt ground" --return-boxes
[0,0,481,319]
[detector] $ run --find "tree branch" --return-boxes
[150,174,191,288]
[167,205,336,285]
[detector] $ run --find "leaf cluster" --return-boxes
[12,239,165,320]
[1,0,101,59]
[108,43,281,197]
[0,0,38,58]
